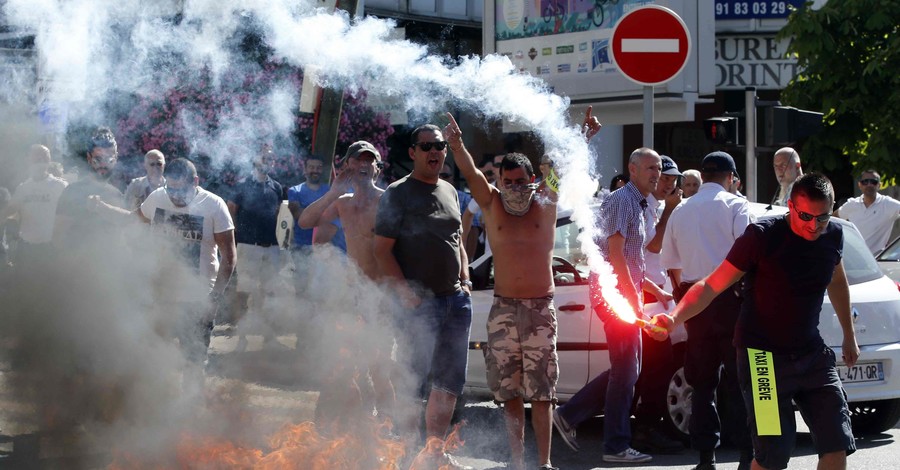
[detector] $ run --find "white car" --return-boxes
[464,202,900,436]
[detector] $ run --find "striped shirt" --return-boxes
[596,181,647,291]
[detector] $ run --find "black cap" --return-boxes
[660,155,682,176]
[701,151,739,178]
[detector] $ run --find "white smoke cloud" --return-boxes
[0,0,635,462]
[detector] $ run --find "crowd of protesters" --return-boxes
[0,117,891,470]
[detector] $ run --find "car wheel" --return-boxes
[849,398,900,435]
[663,347,691,441]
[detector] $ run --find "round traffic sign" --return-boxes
[610,5,692,86]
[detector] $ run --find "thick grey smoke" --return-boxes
[0,0,628,464]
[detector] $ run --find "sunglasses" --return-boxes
[413,141,448,152]
[483,170,495,177]
[148,162,164,167]
[795,210,831,223]
[91,155,117,164]
[165,185,194,198]
[439,173,452,179]
[860,178,880,186]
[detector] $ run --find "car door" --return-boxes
[551,218,593,396]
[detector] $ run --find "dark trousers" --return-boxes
[683,284,751,453]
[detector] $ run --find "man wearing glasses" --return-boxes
[124,149,166,211]
[652,173,860,470]
[139,158,236,394]
[836,170,900,254]
[54,126,126,247]
[374,124,472,468]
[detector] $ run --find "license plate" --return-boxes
[837,362,884,384]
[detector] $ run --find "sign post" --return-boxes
[610,5,692,148]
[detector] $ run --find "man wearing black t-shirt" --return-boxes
[227,146,285,348]
[652,173,860,470]
[374,124,472,468]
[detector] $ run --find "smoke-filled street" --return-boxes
[3,330,898,469]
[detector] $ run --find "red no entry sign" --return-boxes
[610,5,692,87]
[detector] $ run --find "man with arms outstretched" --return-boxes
[653,173,859,470]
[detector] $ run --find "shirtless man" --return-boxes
[445,110,600,470]
[298,140,396,429]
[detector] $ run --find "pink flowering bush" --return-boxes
[114,61,394,187]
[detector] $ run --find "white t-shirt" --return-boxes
[12,175,68,243]
[838,193,900,254]
[141,187,234,291]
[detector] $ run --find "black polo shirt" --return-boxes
[230,176,284,246]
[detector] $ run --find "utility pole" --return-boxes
[745,87,757,202]
[311,0,361,182]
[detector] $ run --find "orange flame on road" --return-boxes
[108,419,448,470]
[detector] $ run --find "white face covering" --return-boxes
[499,183,539,216]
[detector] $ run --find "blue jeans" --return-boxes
[395,290,472,399]
[558,309,641,454]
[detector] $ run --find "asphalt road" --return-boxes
[1,332,897,469]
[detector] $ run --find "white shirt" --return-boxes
[124,175,165,211]
[643,194,666,286]
[661,182,751,283]
[141,187,234,293]
[12,175,68,243]
[838,193,900,254]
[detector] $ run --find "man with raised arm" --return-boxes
[298,140,395,426]
[448,110,600,470]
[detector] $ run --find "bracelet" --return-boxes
[461,279,473,288]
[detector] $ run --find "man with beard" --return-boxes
[298,140,395,431]
[124,149,166,211]
[91,158,236,395]
[288,155,329,251]
[139,158,235,394]
[4,145,67,267]
[771,147,803,207]
[54,127,126,248]
[374,124,471,468]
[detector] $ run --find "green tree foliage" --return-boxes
[780,0,900,180]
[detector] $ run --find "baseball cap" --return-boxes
[701,151,739,178]
[344,141,381,161]
[660,155,682,176]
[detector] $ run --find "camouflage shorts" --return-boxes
[484,296,559,402]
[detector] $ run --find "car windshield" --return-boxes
[877,237,900,262]
[553,217,587,271]
[841,223,884,285]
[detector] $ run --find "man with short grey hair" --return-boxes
[772,147,802,206]
[553,147,668,464]
[124,149,166,211]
